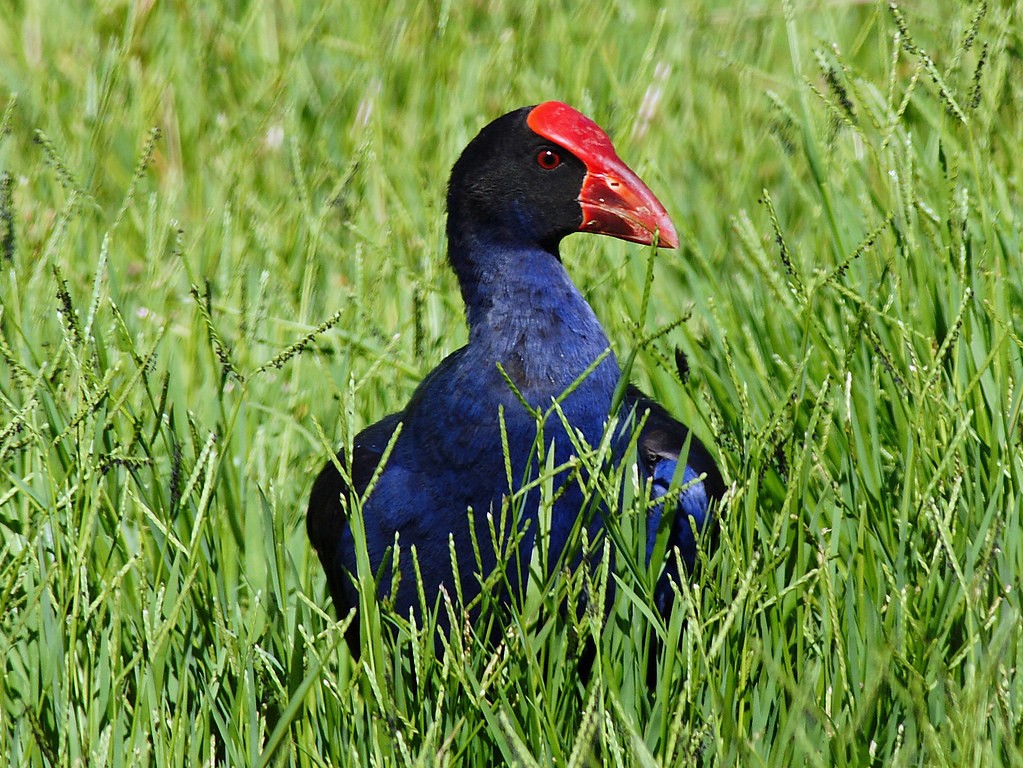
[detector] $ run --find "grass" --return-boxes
[1,0,1021,764]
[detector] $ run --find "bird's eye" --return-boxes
[536,149,561,170]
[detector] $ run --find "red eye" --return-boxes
[537,149,561,170]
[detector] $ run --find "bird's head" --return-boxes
[446,101,678,257]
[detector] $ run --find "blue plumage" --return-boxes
[307,103,722,651]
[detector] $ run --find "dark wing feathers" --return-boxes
[308,387,723,635]
[306,412,402,632]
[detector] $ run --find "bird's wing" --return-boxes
[307,412,402,627]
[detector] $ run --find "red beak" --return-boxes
[527,101,678,249]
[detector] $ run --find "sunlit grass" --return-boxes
[1,0,1021,765]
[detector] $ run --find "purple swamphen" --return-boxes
[307,102,723,652]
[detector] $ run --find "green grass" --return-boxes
[1,0,1022,764]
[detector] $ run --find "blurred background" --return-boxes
[1,1,1020,765]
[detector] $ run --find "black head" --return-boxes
[446,106,587,255]
[446,102,678,261]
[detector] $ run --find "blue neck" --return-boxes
[448,231,617,398]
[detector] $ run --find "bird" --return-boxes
[307,101,723,653]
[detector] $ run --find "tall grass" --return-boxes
[1,0,1021,765]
